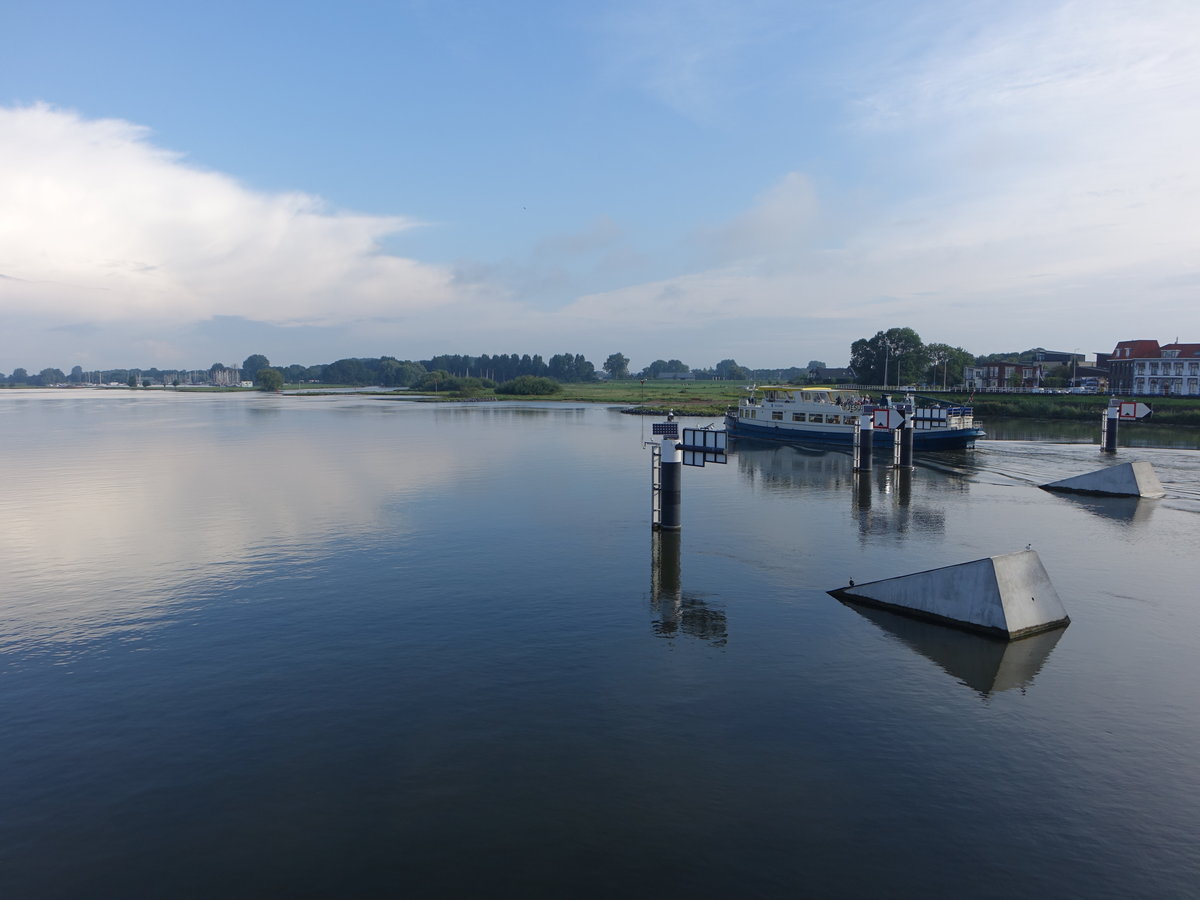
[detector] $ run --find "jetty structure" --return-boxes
[1041,461,1166,499]
[829,549,1070,641]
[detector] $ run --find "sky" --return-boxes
[2,0,1198,374]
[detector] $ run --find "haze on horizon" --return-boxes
[2,0,1198,374]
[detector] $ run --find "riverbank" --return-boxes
[147,378,1200,427]
[937,392,1200,427]
[560,382,1200,427]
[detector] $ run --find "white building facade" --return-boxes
[1109,341,1200,396]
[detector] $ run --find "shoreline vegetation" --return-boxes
[13,380,1200,427]
[393,381,1200,427]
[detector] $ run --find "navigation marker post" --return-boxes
[872,407,910,470]
[645,413,727,531]
[898,414,915,469]
[1103,400,1152,453]
[853,413,874,471]
[649,415,681,530]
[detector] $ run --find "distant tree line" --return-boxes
[418,353,597,383]
[6,338,1083,391]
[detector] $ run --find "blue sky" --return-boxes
[2,0,1198,373]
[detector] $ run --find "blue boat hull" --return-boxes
[724,415,984,449]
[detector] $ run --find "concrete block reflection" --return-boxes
[841,601,1067,697]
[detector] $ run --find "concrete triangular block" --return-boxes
[1042,460,1165,498]
[829,549,1070,640]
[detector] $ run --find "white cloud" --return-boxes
[0,104,468,328]
[4,0,1199,372]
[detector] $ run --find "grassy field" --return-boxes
[555,380,745,415]
[297,379,1200,427]
[556,382,1200,425]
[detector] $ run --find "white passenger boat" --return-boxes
[725,386,984,449]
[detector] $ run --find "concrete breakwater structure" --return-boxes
[1041,460,1166,499]
[829,549,1070,640]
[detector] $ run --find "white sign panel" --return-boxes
[1118,402,1152,420]
[681,428,727,466]
[873,409,905,430]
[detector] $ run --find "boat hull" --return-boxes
[724,414,984,449]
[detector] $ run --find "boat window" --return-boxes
[772,411,783,420]
[809,414,824,423]
[792,413,803,422]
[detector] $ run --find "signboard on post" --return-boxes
[1118,402,1152,420]
[652,421,679,438]
[873,408,906,430]
[681,428,727,467]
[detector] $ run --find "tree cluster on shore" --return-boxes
[0,329,1104,392]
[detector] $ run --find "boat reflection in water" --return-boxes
[649,530,727,646]
[731,437,949,540]
[849,468,949,542]
[842,601,1067,698]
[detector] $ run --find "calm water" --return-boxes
[2,390,1199,898]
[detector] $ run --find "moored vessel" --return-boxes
[725,386,984,449]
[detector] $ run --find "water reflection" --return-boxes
[862,469,947,540]
[0,397,465,646]
[729,439,949,541]
[649,530,727,646]
[985,417,1200,450]
[843,601,1067,698]
[732,438,856,492]
[1045,492,1159,524]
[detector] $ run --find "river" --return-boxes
[1,390,1198,898]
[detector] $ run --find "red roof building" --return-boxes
[1108,340,1200,395]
